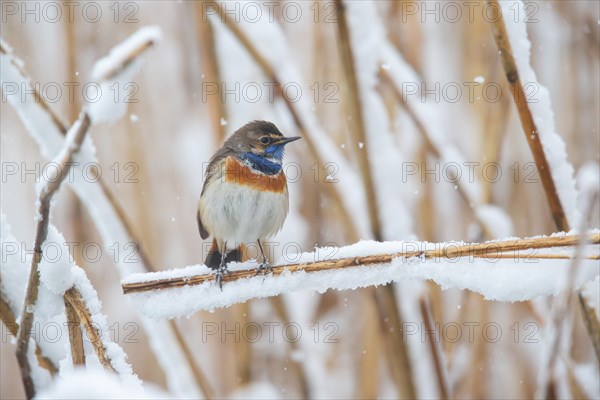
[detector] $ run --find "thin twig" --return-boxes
[486,0,570,231]
[0,39,155,273]
[372,286,417,399]
[379,66,494,238]
[536,193,599,399]
[419,297,449,400]
[0,293,57,375]
[334,0,382,241]
[577,292,600,363]
[270,296,310,398]
[3,36,214,399]
[15,110,91,399]
[64,297,85,366]
[123,233,598,294]
[63,288,116,373]
[334,3,416,396]
[168,321,214,399]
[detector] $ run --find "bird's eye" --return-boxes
[260,137,270,144]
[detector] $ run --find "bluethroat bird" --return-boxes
[197,120,301,287]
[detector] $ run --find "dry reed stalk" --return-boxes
[63,4,90,267]
[486,0,570,232]
[357,290,381,399]
[94,38,159,82]
[196,2,228,143]
[230,304,251,387]
[0,294,57,375]
[63,288,116,372]
[333,0,382,241]
[372,286,416,399]
[488,4,599,391]
[333,1,415,396]
[168,322,215,399]
[0,43,68,130]
[62,16,86,370]
[207,1,359,242]
[0,40,155,273]
[537,198,598,399]
[4,37,215,398]
[123,232,599,294]
[64,297,85,366]
[270,296,310,398]
[15,110,91,399]
[577,292,600,363]
[419,297,449,399]
[379,67,496,238]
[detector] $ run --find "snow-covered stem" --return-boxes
[419,297,449,399]
[334,3,416,395]
[0,41,68,131]
[123,232,598,294]
[209,1,360,241]
[63,297,85,366]
[63,288,117,373]
[486,0,570,231]
[3,34,214,399]
[537,194,599,398]
[379,67,493,237]
[0,293,57,375]
[15,110,91,400]
[577,292,600,362]
[0,39,155,273]
[334,0,382,241]
[92,29,159,81]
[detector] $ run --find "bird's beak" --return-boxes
[274,136,301,146]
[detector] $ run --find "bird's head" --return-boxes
[228,120,301,161]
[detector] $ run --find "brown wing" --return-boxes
[197,147,235,240]
[197,208,209,239]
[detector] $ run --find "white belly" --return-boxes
[199,181,288,245]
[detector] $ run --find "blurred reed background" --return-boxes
[1,1,599,398]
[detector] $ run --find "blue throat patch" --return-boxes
[239,149,283,175]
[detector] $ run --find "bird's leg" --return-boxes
[214,241,230,289]
[255,239,272,275]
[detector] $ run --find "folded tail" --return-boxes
[205,239,242,269]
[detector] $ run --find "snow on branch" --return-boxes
[122,233,600,319]
[9,27,160,398]
[3,28,213,398]
[92,26,161,82]
[487,0,579,231]
[15,110,91,399]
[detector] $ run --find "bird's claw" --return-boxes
[214,265,230,290]
[255,261,273,276]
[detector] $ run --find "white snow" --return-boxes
[38,225,76,295]
[2,37,203,396]
[89,26,161,124]
[0,213,53,390]
[36,369,167,399]
[380,42,514,238]
[91,26,162,81]
[581,275,600,320]
[343,1,415,240]
[475,204,515,239]
[501,0,580,227]
[123,233,600,319]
